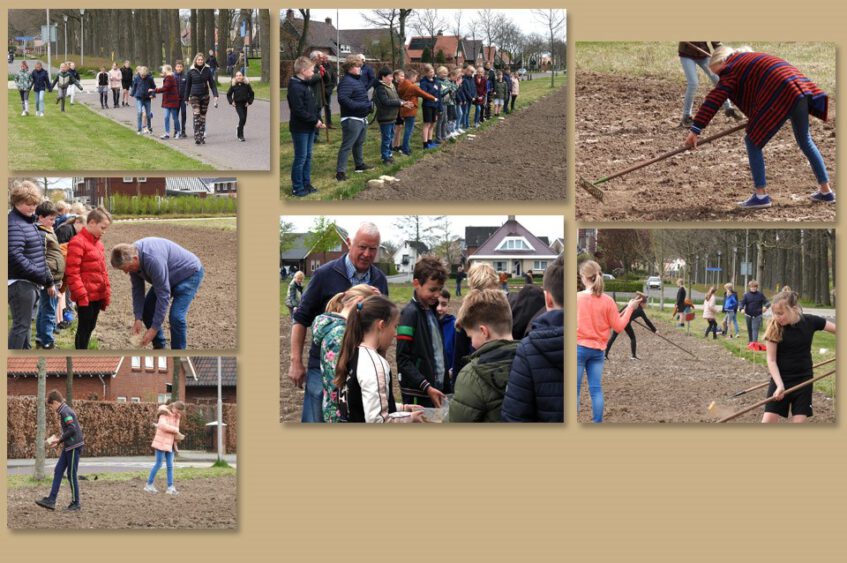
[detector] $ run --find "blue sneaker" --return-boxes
[737,194,773,209]
[809,191,835,203]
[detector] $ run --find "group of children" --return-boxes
[8,182,112,350]
[675,279,772,346]
[15,55,255,144]
[578,260,836,423]
[35,389,188,513]
[306,256,563,423]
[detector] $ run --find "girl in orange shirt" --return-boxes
[577,261,640,422]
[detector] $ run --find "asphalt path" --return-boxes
[8,453,237,475]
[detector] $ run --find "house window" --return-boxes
[116,396,127,403]
[494,261,507,272]
[533,260,548,271]
[158,394,170,404]
[144,356,154,371]
[122,177,133,183]
[131,397,141,403]
[137,177,147,183]
[495,237,534,251]
[131,357,141,371]
[311,260,320,272]
[158,357,168,372]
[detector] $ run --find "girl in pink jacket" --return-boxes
[144,402,185,495]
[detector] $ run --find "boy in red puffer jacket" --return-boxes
[65,207,112,350]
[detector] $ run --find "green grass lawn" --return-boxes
[280,74,567,200]
[8,310,99,350]
[630,306,836,397]
[575,42,836,93]
[8,465,236,488]
[7,94,213,171]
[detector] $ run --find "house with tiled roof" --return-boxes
[7,357,197,404]
[406,34,465,64]
[467,216,559,278]
[281,10,395,61]
[165,177,238,198]
[186,357,237,404]
[393,240,430,274]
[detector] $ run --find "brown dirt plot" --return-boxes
[575,72,837,222]
[7,475,237,529]
[93,221,237,350]
[356,86,567,201]
[577,316,835,424]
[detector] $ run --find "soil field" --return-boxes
[281,296,463,423]
[575,72,837,222]
[7,475,237,529]
[577,316,835,423]
[356,85,567,201]
[89,220,237,350]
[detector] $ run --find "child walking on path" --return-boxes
[35,201,65,350]
[120,60,133,107]
[153,65,181,140]
[31,61,50,117]
[226,71,255,142]
[703,286,719,339]
[108,63,123,108]
[740,280,770,344]
[15,61,32,116]
[722,282,740,338]
[761,290,835,423]
[145,402,186,494]
[312,285,374,423]
[68,62,82,105]
[577,261,640,423]
[50,63,84,113]
[96,66,110,109]
[684,46,835,208]
[335,295,424,423]
[173,60,189,138]
[65,207,112,350]
[130,66,157,134]
[36,390,84,512]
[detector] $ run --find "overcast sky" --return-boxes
[281,215,564,246]
[288,9,566,43]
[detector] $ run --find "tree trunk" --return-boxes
[66,357,74,404]
[819,231,830,306]
[829,229,836,304]
[171,10,184,63]
[35,357,47,481]
[259,9,270,82]
[204,9,216,54]
[218,9,231,66]
[190,10,198,59]
[171,357,182,401]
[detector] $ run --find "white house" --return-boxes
[393,241,429,274]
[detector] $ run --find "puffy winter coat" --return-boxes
[8,207,53,287]
[64,227,111,307]
[501,309,564,422]
[183,64,219,99]
[336,72,372,118]
[287,75,319,133]
[449,339,519,423]
[151,408,182,452]
[226,81,255,105]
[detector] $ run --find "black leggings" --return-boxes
[111,87,120,107]
[704,319,719,339]
[235,103,248,138]
[606,324,637,357]
[510,94,517,111]
[75,301,102,350]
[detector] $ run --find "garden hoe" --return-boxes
[632,319,697,359]
[578,122,748,202]
[717,369,835,423]
[729,357,836,398]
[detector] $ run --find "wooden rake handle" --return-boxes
[632,319,697,359]
[732,357,836,397]
[597,122,747,184]
[718,369,835,423]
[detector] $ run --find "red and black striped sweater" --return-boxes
[691,52,827,149]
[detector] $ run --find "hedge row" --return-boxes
[605,280,644,292]
[109,194,237,216]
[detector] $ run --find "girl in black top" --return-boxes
[96,66,109,109]
[762,290,835,423]
[120,60,133,106]
[605,300,656,360]
[226,71,255,142]
[674,278,687,326]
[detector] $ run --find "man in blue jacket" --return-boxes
[288,222,389,422]
[501,255,564,423]
[110,238,204,350]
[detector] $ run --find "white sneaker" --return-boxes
[21,110,26,116]
[166,486,179,495]
[144,483,158,493]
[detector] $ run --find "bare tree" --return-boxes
[532,9,565,87]
[259,9,271,81]
[476,9,499,66]
[296,9,311,57]
[413,10,446,62]
[397,10,414,67]
[364,9,399,68]
[452,11,463,62]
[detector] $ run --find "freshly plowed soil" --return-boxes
[94,220,237,350]
[356,86,567,201]
[575,72,837,222]
[7,476,237,529]
[577,316,835,424]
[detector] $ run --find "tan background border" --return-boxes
[2,1,844,561]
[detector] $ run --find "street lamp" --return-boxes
[63,15,68,59]
[717,250,722,287]
[79,9,85,67]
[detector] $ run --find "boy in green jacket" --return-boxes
[449,288,518,422]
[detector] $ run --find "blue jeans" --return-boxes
[461,103,471,129]
[744,96,829,189]
[576,345,606,423]
[36,287,58,347]
[147,449,174,487]
[164,107,180,135]
[454,103,464,130]
[301,366,324,422]
[401,116,416,153]
[142,267,205,349]
[724,310,739,335]
[49,447,82,504]
[135,98,153,131]
[291,131,315,194]
[379,122,395,161]
[35,89,45,113]
[746,314,763,343]
[474,103,484,125]
[680,56,730,117]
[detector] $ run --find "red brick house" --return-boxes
[7,357,198,404]
[185,357,238,405]
[73,177,166,206]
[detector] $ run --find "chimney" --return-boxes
[507,215,516,222]
[437,29,443,36]
[325,17,333,26]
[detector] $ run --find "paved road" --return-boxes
[9,59,270,171]
[279,71,555,123]
[8,453,237,475]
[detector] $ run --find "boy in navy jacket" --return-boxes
[36,390,85,511]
